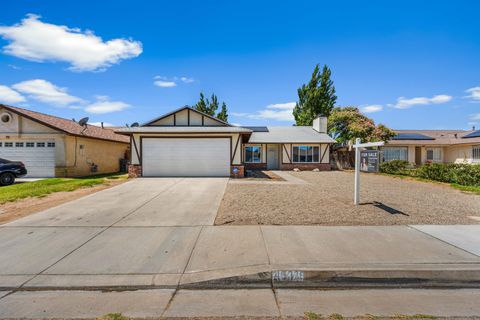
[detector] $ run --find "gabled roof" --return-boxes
[247,126,336,143]
[142,106,231,126]
[0,104,129,144]
[116,126,252,134]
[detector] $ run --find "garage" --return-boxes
[0,140,56,177]
[142,138,231,177]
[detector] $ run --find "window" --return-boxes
[244,145,262,163]
[4,142,13,147]
[36,142,45,147]
[473,146,480,163]
[0,142,2,147]
[426,147,442,162]
[382,147,408,162]
[47,142,55,147]
[26,142,34,147]
[15,142,24,147]
[292,146,320,163]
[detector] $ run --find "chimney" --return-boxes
[473,125,476,131]
[101,122,104,129]
[312,115,327,133]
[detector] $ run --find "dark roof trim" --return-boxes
[141,106,232,127]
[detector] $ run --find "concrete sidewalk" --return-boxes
[1,288,480,318]
[1,225,479,290]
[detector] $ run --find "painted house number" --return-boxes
[272,271,304,282]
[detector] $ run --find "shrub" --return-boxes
[416,163,455,183]
[380,160,410,175]
[381,161,480,187]
[453,163,480,186]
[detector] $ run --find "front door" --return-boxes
[415,147,422,165]
[267,144,279,170]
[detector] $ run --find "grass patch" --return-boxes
[450,183,480,195]
[0,173,127,204]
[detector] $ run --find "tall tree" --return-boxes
[328,106,395,144]
[195,92,209,114]
[217,102,228,122]
[194,92,229,121]
[293,64,337,125]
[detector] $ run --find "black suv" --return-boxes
[0,158,28,186]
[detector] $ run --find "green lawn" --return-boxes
[0,173,128,204]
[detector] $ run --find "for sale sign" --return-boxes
[360,150,379,173]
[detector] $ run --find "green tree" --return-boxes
[194,92,229,122]
[217,102,228,122]
[293,64,337,125]
[328,106,395,144]
[195,92,209,114]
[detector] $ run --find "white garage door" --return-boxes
[142,138,230,177]
[0,140,56,177]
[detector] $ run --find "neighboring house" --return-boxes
[0,104,129,177]
[117,106,335,177]
[382,129,480,165]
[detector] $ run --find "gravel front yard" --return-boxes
[215,171,480,225]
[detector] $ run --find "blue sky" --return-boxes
[1,0,479,129]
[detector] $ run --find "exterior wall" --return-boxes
[130,133,243,167]
[62,136,128,177]
[383,144,480,164]
[149,115,174,126]
[242,142,331,171]
[444,144,477,164]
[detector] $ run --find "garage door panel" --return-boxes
[0,141,55,177]
[142,138,230,177]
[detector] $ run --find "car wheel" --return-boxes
[0,172,15,186]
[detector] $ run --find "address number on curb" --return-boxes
[272,271,304,282]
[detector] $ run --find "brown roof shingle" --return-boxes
[1,104,129,144]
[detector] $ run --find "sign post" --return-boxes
[353,138,385,205]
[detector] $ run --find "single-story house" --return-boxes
[117,106,336,177]
[0,104,129,177]
[382,129,480,165]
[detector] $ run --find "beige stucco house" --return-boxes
[117,106,335,177]
[382,130,480,165]
[0,104,129,177]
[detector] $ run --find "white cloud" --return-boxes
[361,104,383,113]
[391,94,452,109]
[465,87,480,101]
[0,14,142,72]
[84,96,130,114]
[153,75,194,87]
[89,121,114,127]
[0,85,26,104]
[154,80,177,88]
[12,79,84,106]
[470,113,480,121]
[233,102,296,122]
[180,77,194,84]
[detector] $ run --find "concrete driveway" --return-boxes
[6,177,228,227]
